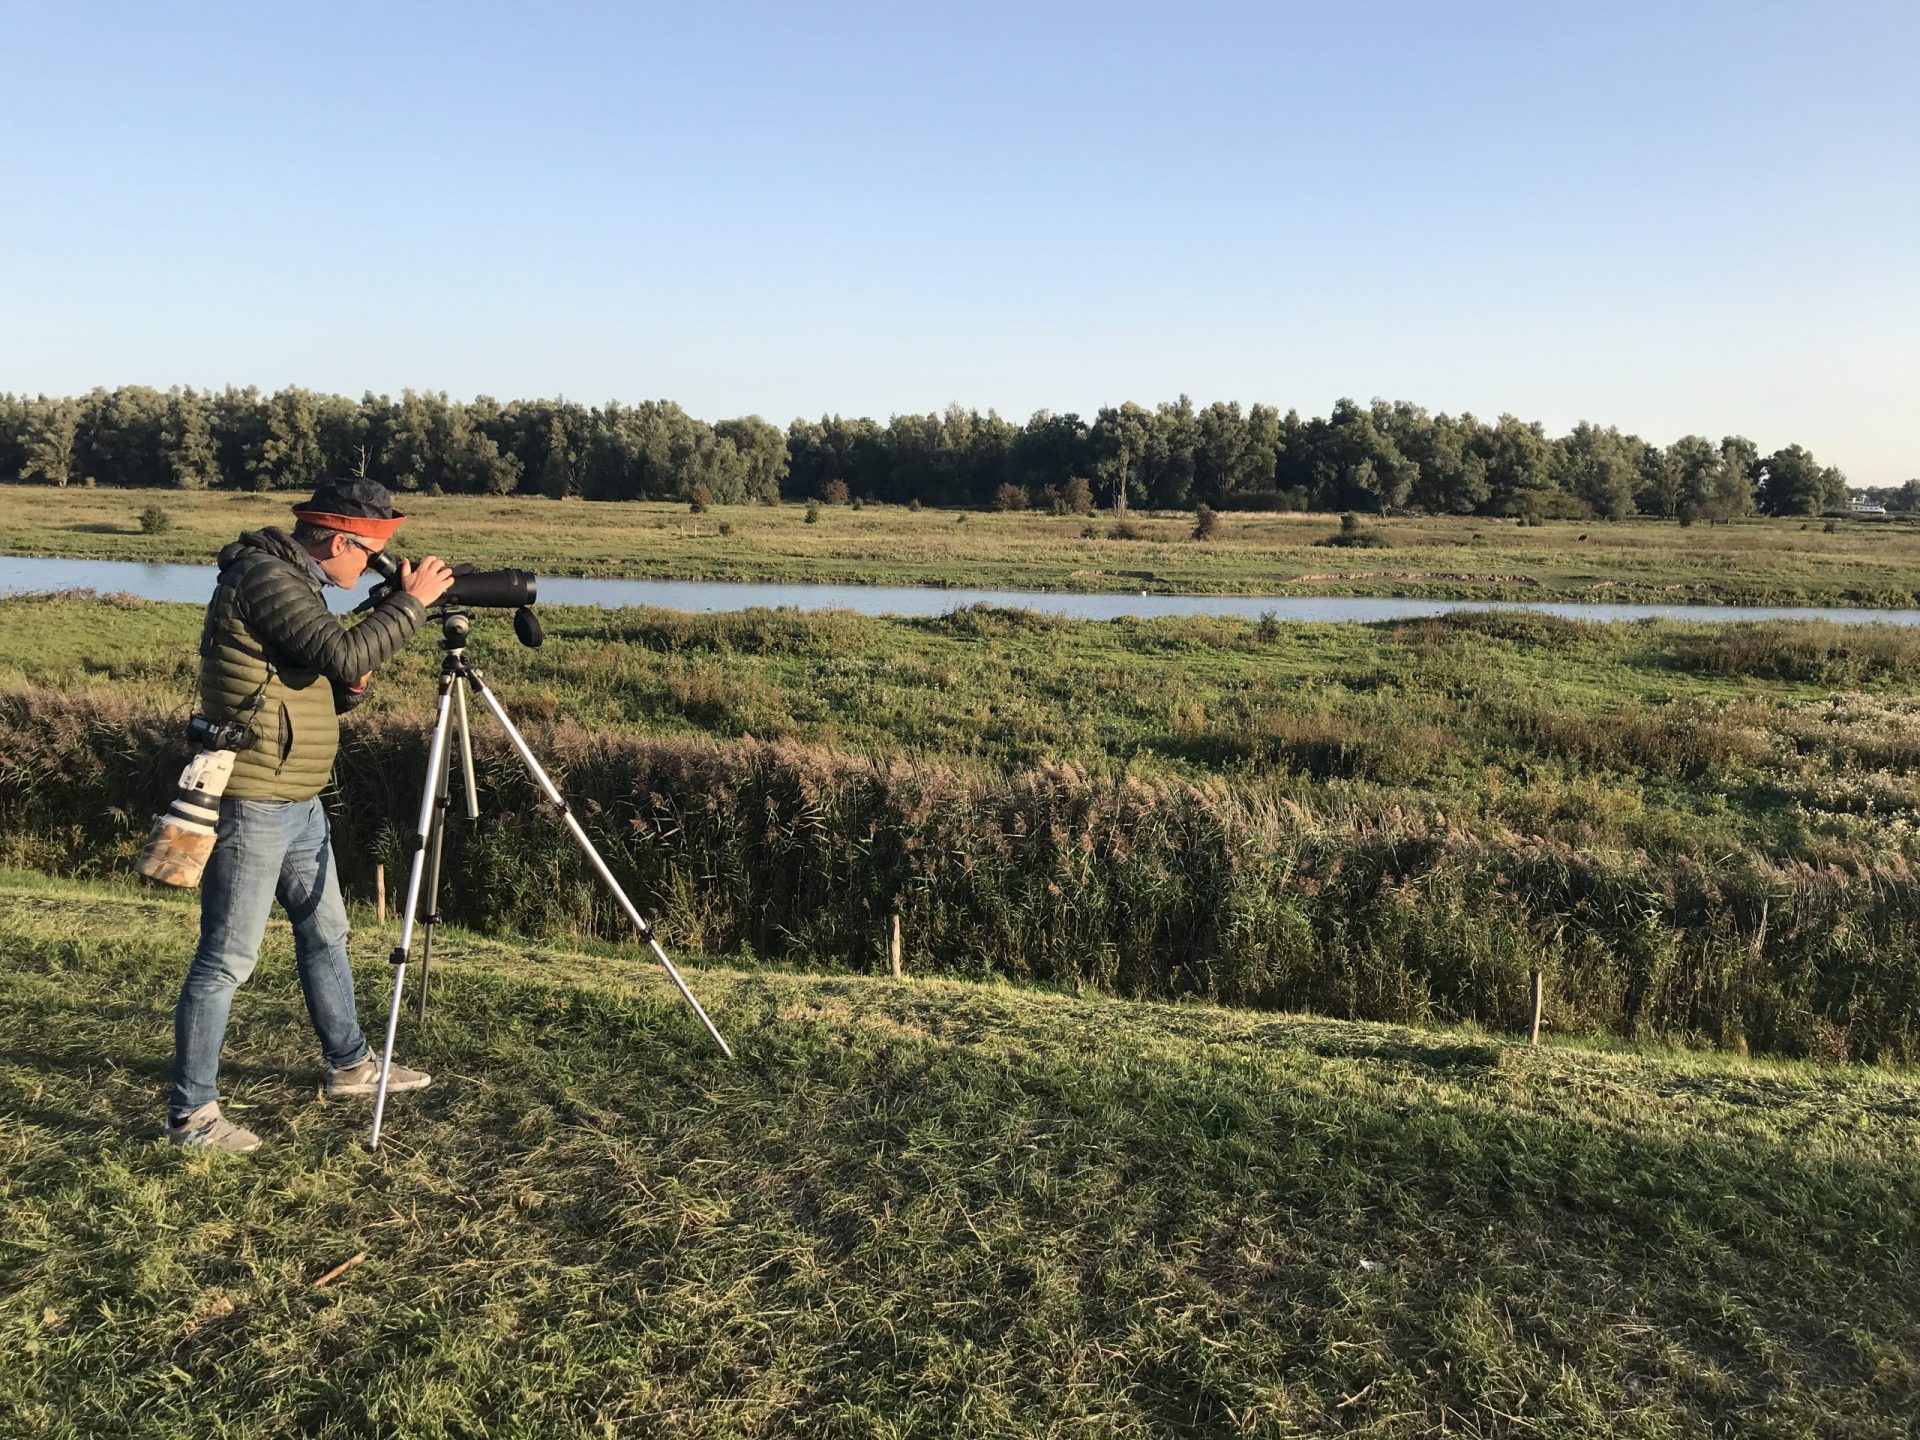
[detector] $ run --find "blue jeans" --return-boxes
[170,796,370,1115]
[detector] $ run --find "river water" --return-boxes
[4,554,1920,626]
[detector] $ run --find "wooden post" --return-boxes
[1529,969,1544,1047]
[375,864,386,926]
[888,913,903,980]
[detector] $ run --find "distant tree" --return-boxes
[1635,441,1682,518]
[1752,444,1847,516]
[1478,414,1554,518]
[314,391,370,480]
[1143,396,1200,508]
[1192,401,1249,505]
[1697,435,1759,523]
[1862,478,1920,513]
[161,388,220,490]
[212,386,271,490]
[446,401,521,494]
[712,415,788,503]
[0,393,31,481]
[1556,421,1639,519]
[384,389,451,493]
[20,397,78,487]
[1379,402,1467,514]
[21,399,79,486]
[993,482,1029,512]
[1666,435,1724,522]
[1063,473,1093,515]
[1013,409,1089,499]
[821,478,851,505]
[1089,402,1152,513]
[537,400,593,499]
[251,387,324,492]
[1192,503,1219,540]
[71,386,171,489]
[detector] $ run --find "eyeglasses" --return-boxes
[342,536,382,562]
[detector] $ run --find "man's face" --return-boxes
[319,533,385,588]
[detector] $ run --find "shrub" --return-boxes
[1340,512,1362,534]
[908,498,921,512]
[822,479,851,505]
[138,505,173,535]
[1192,504,1219,541]
[1109,519,1142,541]
[1316,530,1393,549]
[804,502,821,525]
[717,521,734,537]
[994,483,1030,513]
[688,483,712,514]
[1064,475,1094,515]
[1080,523,1099,540]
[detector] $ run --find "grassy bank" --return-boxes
[2,873,1915,1438]
[7,484,1920,604]
[4,598,1918,1058]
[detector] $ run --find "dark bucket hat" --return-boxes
[290,478,408,542]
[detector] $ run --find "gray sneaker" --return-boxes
[164,1102,262,1153]
[326,1054,432,1098]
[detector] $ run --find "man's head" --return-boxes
[291,479,406,587]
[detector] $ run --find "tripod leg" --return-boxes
[415,705,457,1026]
[371,675,459,1150]
[464,671,734,1060]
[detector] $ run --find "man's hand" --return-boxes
[400,556,455,606]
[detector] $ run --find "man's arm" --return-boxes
[331,672,373,715]
[238,562,426,684]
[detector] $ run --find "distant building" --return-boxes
[1850,498,1887,513]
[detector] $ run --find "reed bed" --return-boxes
[5,682,1916,1060]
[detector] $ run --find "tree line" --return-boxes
[1,386,1900,520]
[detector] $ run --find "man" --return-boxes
[166,478,454,1152]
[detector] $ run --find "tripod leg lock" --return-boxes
[389,945,410,967]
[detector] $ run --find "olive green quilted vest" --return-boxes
[196,529,425,802]
[198,577,343,801]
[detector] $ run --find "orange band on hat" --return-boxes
[289,508,406,541]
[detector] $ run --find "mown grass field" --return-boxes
[3,872,1916,1438]
[6,483,1920,604]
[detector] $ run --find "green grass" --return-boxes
[6,596,1919,1058]
[2,871,1916,1438]
[5,594,1916,875]
[8,483,1920,604]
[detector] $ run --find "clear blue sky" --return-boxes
[3,1,1915,484]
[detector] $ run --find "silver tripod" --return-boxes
[369,608,733,1150]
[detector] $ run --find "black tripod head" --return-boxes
[432,603,542,651]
